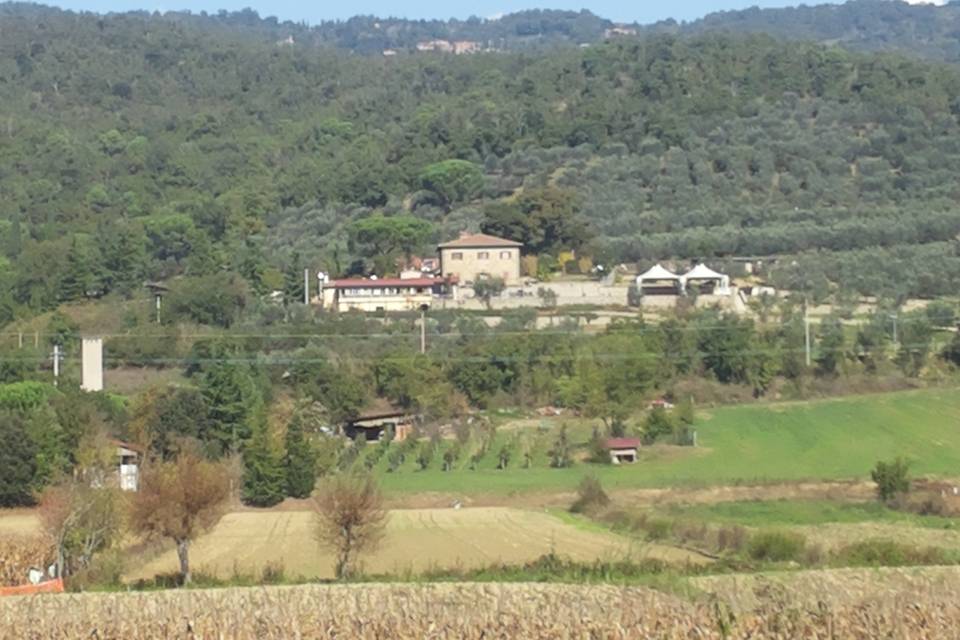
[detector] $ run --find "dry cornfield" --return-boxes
[0,536,52,588]
[2,574,960,639]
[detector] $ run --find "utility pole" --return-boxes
[52,344,60,387]
[419,305,428,355]
[155,293,162,324]
[303,268,310,305]
[804,300,812,367]
[891,312,899,350]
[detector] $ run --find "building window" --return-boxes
[478,251,489,259]
[499,251,512,259]
[451,252,463,260]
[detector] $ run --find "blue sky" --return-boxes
[40,1,845,24]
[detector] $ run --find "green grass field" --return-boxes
[376,387,960,495]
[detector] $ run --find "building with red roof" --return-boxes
[605,437,641,464]
[319,274,458,313]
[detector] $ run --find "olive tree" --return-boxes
[314,474,387,580]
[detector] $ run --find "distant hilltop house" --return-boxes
[417,39,454,52]
[415,39,482,54]
[604,25,638,38]
[318,274,458,313]
[438,232,522,286]
[453,40,482,54]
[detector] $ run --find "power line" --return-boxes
[4,340,937,368]
[0,313,939,341]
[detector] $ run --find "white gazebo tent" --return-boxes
[636,264,683,295]
[682,263,730,295]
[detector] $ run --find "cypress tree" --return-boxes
[241,422,285,507]
[284,414,317,498]
[6,211,22,259]
[283,251,305,306]
[59,236,92,301]
[0,412,38,507]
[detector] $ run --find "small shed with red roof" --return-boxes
[605,437,641,464]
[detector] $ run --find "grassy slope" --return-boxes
[378,388,960,495]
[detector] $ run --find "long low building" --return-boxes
[319,276,458,312]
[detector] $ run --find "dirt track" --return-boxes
[385,480,878,510]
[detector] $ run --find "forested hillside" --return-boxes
[653,0,960,63]
[2,4,960,325]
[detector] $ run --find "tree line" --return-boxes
[5,299,960,510]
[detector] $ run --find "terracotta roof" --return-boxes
[438,233,522,249]
[330,277,456,288]
[605,437,641,450]
[110,439,145,453]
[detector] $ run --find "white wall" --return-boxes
[81,338,103,392]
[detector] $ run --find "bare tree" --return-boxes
[40,431,124,578]
[130,450,229,584]
[40,480,123,578]
[314,474,387,580]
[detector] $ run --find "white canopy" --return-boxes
[636,263,682,284]
[683,263,730,293]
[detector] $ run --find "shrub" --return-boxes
[643,518,673,541]
[716,525,750,554]
[831,539,950,567]
[569,475,610,514]
[871,457,910,502]
[747,531,807,562]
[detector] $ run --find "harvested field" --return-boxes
[128,507,703,581]
[0,513,39,537]
[4,578,960,639]
[797,522,960,551]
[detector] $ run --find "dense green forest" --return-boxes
[2,3,960,325]
[653,0,960,63]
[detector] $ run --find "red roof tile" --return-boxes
[437,233,522,249]
[605,438,641,450]
[330,277,455,288]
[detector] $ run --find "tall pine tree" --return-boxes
[283,251,305,306]
[5,211,22,259]
[60,235,105,302]
[99,221,146,296]
[242,422,286,507]
[198,361,262,456]
[284,413,317,498]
